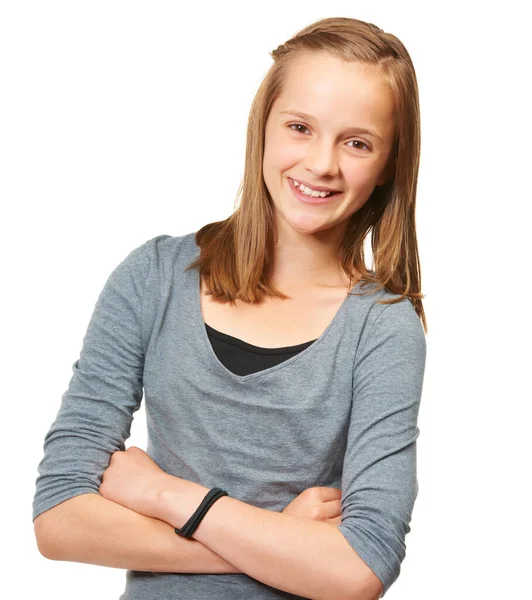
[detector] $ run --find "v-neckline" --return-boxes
[191,259,363,383]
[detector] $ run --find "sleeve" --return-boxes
[32,237,155,522]
[337,298,427,597]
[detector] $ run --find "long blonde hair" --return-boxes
[186,16,427,334]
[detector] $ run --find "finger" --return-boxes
[327,516,342,526]
[321,499,342,520]
[315,486,342,500]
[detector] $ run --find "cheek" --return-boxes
[343,164,379,189]
[265,133,298,169]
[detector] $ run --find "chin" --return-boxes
[285,212,334,235]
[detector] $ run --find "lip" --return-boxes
[289,177,341,193]
[288,177,343,205]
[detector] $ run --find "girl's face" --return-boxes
[263,52,396,241]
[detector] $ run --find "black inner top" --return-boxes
[205,322,317,377]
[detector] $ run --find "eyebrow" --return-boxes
[280,110,383,142]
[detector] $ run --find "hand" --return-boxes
[99,446,172,519]
[282,487,343,527]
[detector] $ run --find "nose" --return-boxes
[303,138,340,178]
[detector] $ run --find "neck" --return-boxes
[271,220,354,290]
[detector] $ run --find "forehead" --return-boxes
[274,52,396,141]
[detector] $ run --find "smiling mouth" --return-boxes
[287,177,344,205]
[289,178,341,196]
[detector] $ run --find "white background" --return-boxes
[2,1,530,598]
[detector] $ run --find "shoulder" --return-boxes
[351,286,426,364]
[141,231,197,261]
[108,232,198,290]
[120,231,198,271]
[371,293,424,341]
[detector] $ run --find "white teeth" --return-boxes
[293,179,334,198]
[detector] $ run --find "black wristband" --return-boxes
[174,487,229,538]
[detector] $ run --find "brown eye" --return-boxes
[349,140,370,151]
[289,123,310,134]
[290,124,370,151]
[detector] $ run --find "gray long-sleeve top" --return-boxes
[32,232,427,599]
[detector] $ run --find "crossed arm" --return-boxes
[35,458,382,600]
[155,475,383,600]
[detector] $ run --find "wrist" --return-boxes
[156,478,211,529]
